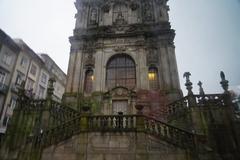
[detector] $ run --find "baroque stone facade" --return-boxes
[64,0,181,116]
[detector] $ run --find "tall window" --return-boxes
[15,72,24,86]
[148,67,159,90]
[41,72,48,84]
[106,54,136,89]
[10,98,17,109]
[20,56,28,68]
[84,70,93,93]
[37,85,45,99]
[2,53,12,65]
[30,64,37,76]
[0,72,6,86]
[26,78,34,90]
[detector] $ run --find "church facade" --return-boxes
[0,0,240,160]
[64,0,181,116]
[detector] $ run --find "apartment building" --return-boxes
[39,54,66,102]
[0,30,20,133]
[0,31,66,133]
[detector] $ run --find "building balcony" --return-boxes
[0,83,8,94]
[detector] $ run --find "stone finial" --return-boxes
[183,72,193,95]
[197,81,205,96]
[220,71,229,93]
[47,77,56,98]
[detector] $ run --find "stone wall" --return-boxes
[42,132,189,160]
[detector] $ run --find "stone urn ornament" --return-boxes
[135,104,144,114]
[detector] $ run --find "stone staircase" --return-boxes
[30,113,202,150]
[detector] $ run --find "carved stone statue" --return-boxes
[90,8,98,25]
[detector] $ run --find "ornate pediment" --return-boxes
[104,86,136,99]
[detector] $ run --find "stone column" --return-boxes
[66,50,77,93]
[159,46,171,90]
[167,45,181,90]
[72,51,83,93]
[138,47,148,89]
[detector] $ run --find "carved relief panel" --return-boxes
[113,3,128,25]
[142,0,154,22]
[89,7,98,25]
[147,48,159,66]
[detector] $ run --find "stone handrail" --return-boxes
[49,100,80,123]
[30,115,201,150]
[144,116,197,149]
[167,94,225,120]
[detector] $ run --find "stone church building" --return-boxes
[0,0,239,160]
[64,0,181,116]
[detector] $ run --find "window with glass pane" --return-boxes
[0,72,6,86]
[106,54,136,89]
[15,72,24,86]
[148,67,159,90]
[41,72,47,84]
[30,64,37,76]
[84,70,93,93]
[20,56,28,68]
[2,53,12,65]
[26,78,34,90]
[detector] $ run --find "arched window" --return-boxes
[106,54,136,89]
[84,70,94,93]
[148,67,159,90]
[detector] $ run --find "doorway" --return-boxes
[112,100,128,114]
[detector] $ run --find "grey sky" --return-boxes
[0,0,239,95]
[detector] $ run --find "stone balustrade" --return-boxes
[167,94,226,120]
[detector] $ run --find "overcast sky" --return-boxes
[0,0,239,95]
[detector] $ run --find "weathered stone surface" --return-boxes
[42,132,188,160]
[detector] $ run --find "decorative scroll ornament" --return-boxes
[114,46,126,53]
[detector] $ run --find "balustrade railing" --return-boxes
[30,114,201,150]
[144,116,196,149]
[167,94,225,120]
[49,100,80,123]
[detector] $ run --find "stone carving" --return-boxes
[84,53,95,68]
[113,3,128,25]
[142,0,154,21]
[113,87,128,97]
[114,46,126,53]
[220,71,229,93]
[89,8,98,25]
[102,4,110,13]
[183,72,193,95]
[147,48,159,65]
[197,81,205,95]
[130,2,139,11]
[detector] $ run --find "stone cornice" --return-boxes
[71,22,174,40]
